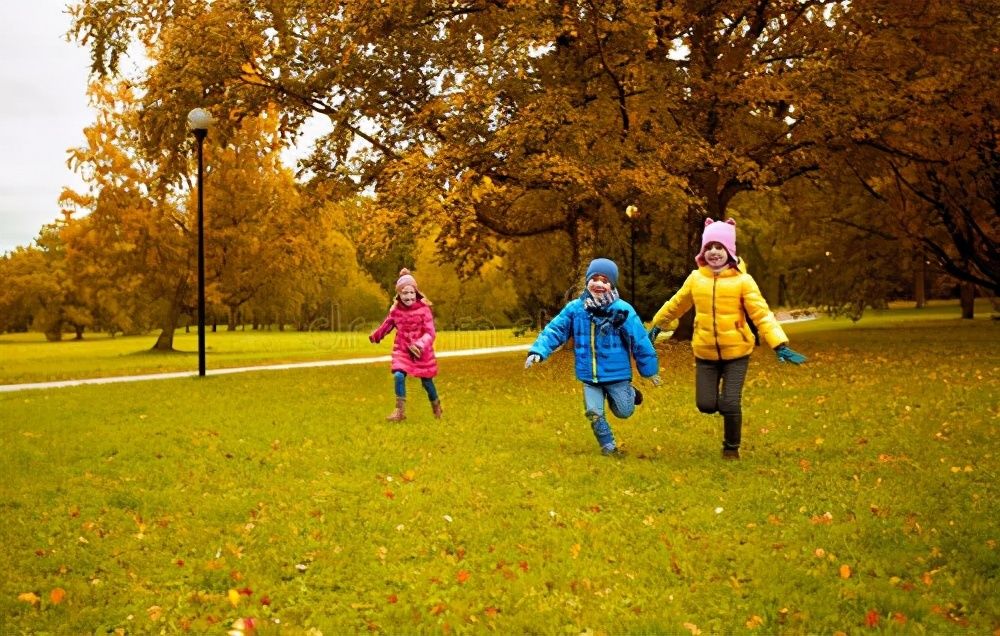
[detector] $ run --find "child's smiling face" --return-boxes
[587,274,612,295]
[703,242,731,268]
[398,285,417,306]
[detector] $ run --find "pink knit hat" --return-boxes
[395,268,419,292]
[695,218,737,266]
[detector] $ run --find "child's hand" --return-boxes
[368,333,378,344]
[408,343,422,358]
[646,373,663,387]
[775,344,807,365]
[647,326,662,345]
[524,353,541,369]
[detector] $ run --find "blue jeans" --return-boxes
[582,380,636,451]
[393,371,439,402]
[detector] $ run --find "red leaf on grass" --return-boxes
[865,610,879,627]
[457,570,470,584]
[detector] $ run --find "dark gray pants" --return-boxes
[695,356,750,450]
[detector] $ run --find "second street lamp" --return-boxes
[625,205,640,305]
[187,107,214,377]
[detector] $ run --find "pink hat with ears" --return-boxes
[696,218,738,266]
[395,268,419,293]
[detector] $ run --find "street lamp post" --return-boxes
[187,108,214,377]
[625,205,640,305]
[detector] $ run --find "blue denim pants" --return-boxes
[582,380,636,451]
[394,371,439,402]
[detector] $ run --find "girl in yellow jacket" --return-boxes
[648,218,806,459]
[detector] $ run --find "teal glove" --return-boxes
[524,353,542,369]
[647,326,662,345]
[775,344,807,365]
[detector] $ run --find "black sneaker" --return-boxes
[722,448,741,460]
[633,386,643,406]
[602,447,628,458]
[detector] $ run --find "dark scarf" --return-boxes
[582,289,628,334]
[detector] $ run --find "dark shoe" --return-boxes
[386,397,406,422]
[430,399,443,419]
[722,447,741,460]
[602,446,628,458]
[633,386,643,406]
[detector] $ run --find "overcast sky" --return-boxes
[0,3,333,257]
[0,2,96,254]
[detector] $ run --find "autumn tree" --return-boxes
[69,2,850,269]
[70,0,998,322]
[61,81,193,350]
[822,0,1000,304]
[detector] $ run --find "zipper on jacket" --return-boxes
[590,321,598,382]
[712,275,722,359]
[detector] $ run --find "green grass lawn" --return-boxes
[0,311,997,633]
[0,328,525,385]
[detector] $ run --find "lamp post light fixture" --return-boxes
[187,107,214,377]
[625,204,640,304]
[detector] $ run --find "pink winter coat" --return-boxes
[369,300,439,378]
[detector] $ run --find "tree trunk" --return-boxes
[671,203,709,342]
[152,277,188,351]
[74,325,85,340]
[152,308,182,350]
[960,282,975,319]
[227,305,238,331]
[914,248,926,308]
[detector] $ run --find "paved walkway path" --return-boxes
[0,344,533,393]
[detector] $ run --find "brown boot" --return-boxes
[431,399,443,419]
[386,397,406,422]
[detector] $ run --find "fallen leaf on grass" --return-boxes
[147,605,163,621]
[746,615,765,629]
[864,609,879,627]
[484,606,500,617]
[18,592,40,606]
[230,617,256,633]
[839,564,852,578]
[228,589,241,607]
[457,570,470,584]
[811,512,833,525]
[50,588,66,605]
[682,622,701,635]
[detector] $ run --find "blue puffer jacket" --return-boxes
[530,295,659,384]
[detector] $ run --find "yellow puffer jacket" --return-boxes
[650,265,787,361]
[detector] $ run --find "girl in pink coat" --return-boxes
[369,268,441,421]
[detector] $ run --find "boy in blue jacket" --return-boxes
[525,258,660,457]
